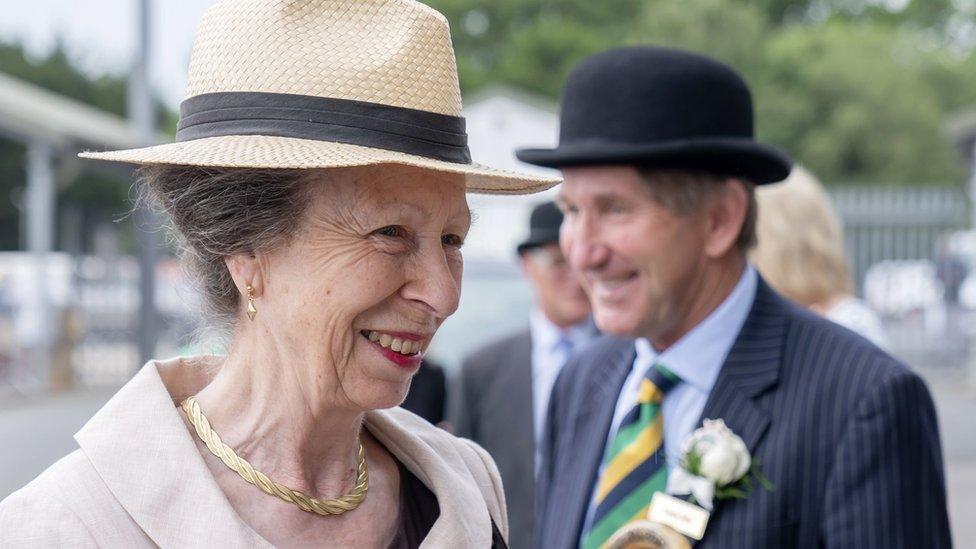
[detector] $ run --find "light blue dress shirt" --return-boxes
[580,265,758,541]
[529,310,596,474]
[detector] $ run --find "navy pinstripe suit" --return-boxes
[536,279,951,548]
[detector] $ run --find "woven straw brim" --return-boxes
[80,135,559,195]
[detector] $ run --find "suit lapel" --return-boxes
[76,359,273,547]
[560,340,636,546]
[695,279,787,518]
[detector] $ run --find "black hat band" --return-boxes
[176,92,472,164]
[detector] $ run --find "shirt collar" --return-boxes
[529,308,595,352]
[635,264,758,393]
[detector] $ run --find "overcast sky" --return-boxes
[1,0,215,109]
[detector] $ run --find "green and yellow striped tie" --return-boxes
[582,363,681,549]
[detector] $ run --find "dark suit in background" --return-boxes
[536,279,951,548]
[453,330,535,549]
[452,200,596,549]
[401,359,447,425]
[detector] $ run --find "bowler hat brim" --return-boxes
[516,228,561,255]
[516,137,792,185]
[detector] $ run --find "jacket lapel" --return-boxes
[695,279,787,517]
[75,358,273,548]
[365,409,499,547]
[560,339,636,546]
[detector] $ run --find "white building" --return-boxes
[462,86,561,262]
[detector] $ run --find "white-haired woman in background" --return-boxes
[751,167,889,349]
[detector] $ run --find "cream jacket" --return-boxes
[0,356,508,547]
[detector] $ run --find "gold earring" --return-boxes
[246,285,257,321]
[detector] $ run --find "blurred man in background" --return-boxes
[452,201,598,549]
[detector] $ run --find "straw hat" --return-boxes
[80,0,559,195]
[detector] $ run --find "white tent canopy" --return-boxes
[0,71,145,150]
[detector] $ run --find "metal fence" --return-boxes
[0,254,198,395]
[2,184,973,394]
[831,185,970,292]
[830,185,973,371]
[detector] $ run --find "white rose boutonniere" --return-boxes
[667,419,774,511]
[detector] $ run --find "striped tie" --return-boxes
[583,363,681,549]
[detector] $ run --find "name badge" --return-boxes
[647,492,710,541]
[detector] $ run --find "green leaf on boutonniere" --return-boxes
[751,461,775,492]
[710,462,775,504]
[715,486,748,499]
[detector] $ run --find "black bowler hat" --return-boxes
[517,201,563,255]
[516,46,792,184]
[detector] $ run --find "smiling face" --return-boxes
[557,166,713,342]
[249,164,470,412]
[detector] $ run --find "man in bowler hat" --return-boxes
[453,201,597,549]
[518,46,951,548]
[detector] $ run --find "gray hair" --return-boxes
[637,168,757,251]
[136,165,314,336]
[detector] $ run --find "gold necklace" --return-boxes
[180,396,368,516]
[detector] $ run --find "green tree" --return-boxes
[626,0,770,84]
[629,1,968,183]
[0,42,127,116]
[758,21,963,183]
[429,0,976,186]
[429,0,643,94]
[739,0,958,29]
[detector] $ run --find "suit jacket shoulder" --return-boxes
[461,329,532,380]
[452,328,539,549]
[536,334,635,545]
[452,329,532,438]
[548,334,635,415]
[694,283,950,548]
[540,333,635,480]
[779,297,921,421]
[401,359,447,424]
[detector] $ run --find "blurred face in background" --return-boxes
[520,243,592,328]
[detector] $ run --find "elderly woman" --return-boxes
[750,167,888,348]
[0,1,556,547]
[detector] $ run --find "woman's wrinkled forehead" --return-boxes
[305,164,470,224]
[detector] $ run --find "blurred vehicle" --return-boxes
[864,260,944,317]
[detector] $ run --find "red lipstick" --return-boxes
[361,330,427,369]
[374,344,423,368]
